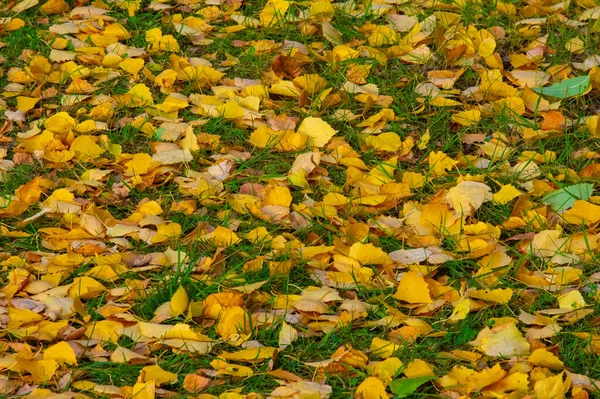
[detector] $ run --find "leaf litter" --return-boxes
[1,0,600,398]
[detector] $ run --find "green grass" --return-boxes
[0,162,38,193]
[2,0,600,397]
[79,362,143,386]
[2,24,48,57]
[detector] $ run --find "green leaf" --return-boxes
[542,183,594,213]
[532,75,590,99]
[389,376,436,398]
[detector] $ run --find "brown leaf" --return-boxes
[271,55,302,79]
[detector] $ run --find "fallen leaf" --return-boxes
[393,272,432,304]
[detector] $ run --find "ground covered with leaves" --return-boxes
[1,0,600,397]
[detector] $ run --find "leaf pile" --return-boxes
[1,0,600,398]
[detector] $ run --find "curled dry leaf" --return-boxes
[1,0,599,397]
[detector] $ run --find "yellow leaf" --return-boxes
[18,130,52,153]
[245,227,272,243]
[533,373,565,399]
[373,357,402,383]
[3,18,26,31]
[131,381,156,399]
[16,96,40,112]
[102,53,122,68]
[180,127,201,152]
[428,151,458,177]
[348,242,390,265]
[370,337,399,359]
[126,153,154,175]
[170,285,189,316]
[355,376,389,399]
[468,363,507,392]
[557,290,586,309]
[140,201,163,216]
[152,222,182,244]
[22,360,58,383]
[44,111,76,134]
[496,1,516,14]
[211,359,254,377]
[243,257,264,272]
[393,272,432,304]
[43,342,77,366]
[279,321,298,350]
[145,28,180,53]
[249,125,277,148]
[145,27,163,44]
[417,130,430,150]
[68,276,105,299]
[429,96,462,107]
[493,184,521,205]
[446,181,492,215]
[269,381,332,398]
[216,101,244,119]
[566,37,585,54]
[478,37,496,57]
[452,109,481,126]
[403,359,435,378]
[75,119,96,134]
[177,65,224,83]
[43,188,74,206]
[522,87,551,114]
[72,381,96,390]
[270,81,300,97]
[294,74,328,94]
[126,83,154,106]
[119,58,145,74]
[260,0,289,26]
[365,132,402,152]
[104,23,130,39]
[70,135,105,160]
[403,172,426,189]
[203,292,244,319]
[85,320,123,342]
[296,117,338,148]
[216,306,250,339]
[40,0,69,14]
[310,0,335,19]
[448,297,471,323]
[368,25,399,47]
[155,69,178,88]
[469,288,513,304]
[138,365,178,386]
[250,126,307,151]
[477,323,530,357]
[161,323,207,341]
[44,149,75,163]
[219,346,277,362]
[563,200,600,226]
[209,226,241,247]
[483,372,528,396]
[333,45,359,61]
[480,70,518,97]
[15,177,42,206]
[497,97,526,117]
[528,348,564,370]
